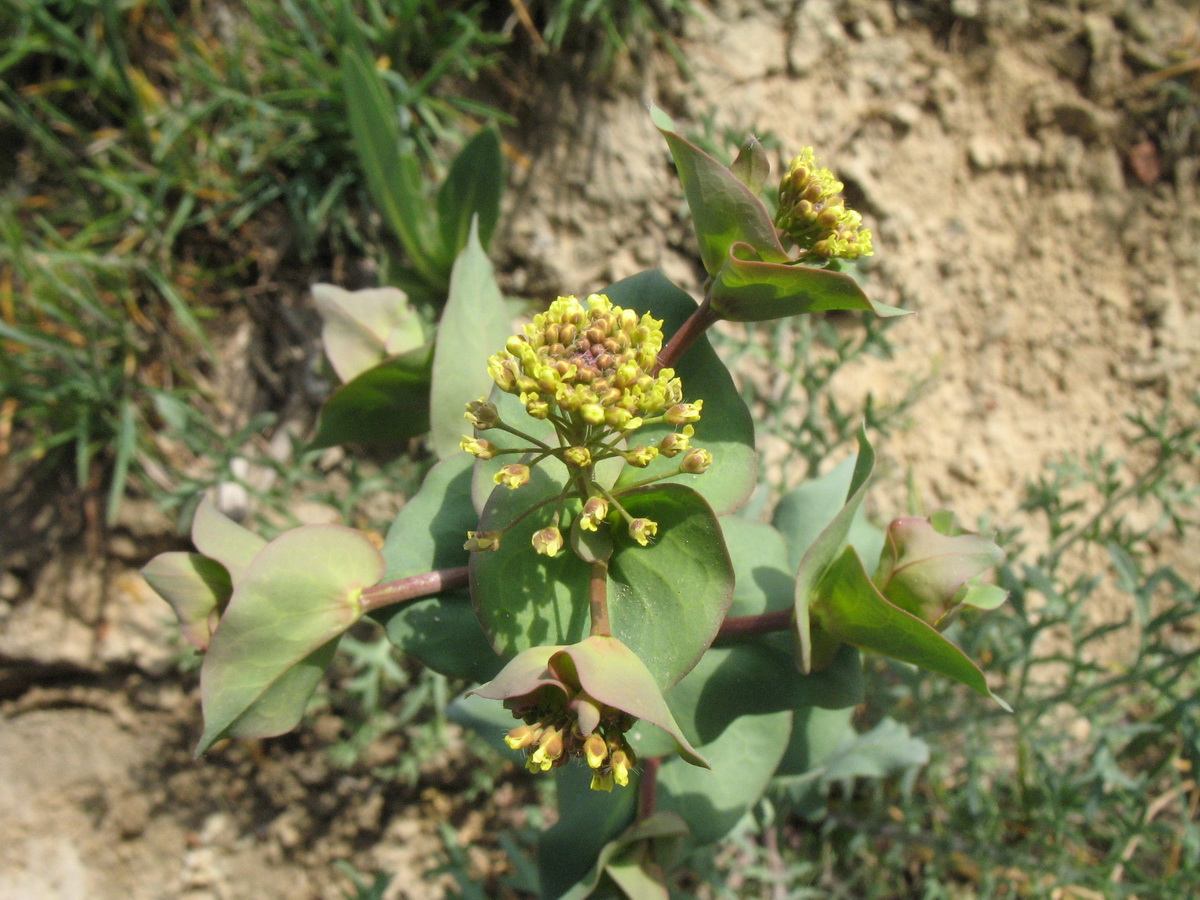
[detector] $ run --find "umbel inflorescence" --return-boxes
[461,293,711,554]
[775,148,874,260]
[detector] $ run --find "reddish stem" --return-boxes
[358,566,470,615]
[589,560,611,637]
[638,756,660,820]
[716,608,794,639]
[654,295,720,373]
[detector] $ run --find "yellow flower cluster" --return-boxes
[504,697,638,791]
[776,148,874,260]
[487,294,683,432]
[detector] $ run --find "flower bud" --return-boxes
[580,403,606,425]
[464,398,499,430]
[505,724,541,750]
[579,496,609,532]
[532,527,564,558]
[681,448,713,474]
[494,464,531,490]
[625,445,659,468]
[460,436,498,459]
[463,531,502,552]
[583,733,608,770]
[658,425,694,457]
[563,446,592,468]
[629,518,658,547]
[665,400,703,425]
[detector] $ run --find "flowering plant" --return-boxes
[143,106,1007,899]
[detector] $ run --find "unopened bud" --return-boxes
[681,448,713,474]
[665,400,703,425]
[464,398,499,430]
[563,446,592,468]
[625,445,659,468]
[658,425,694,457]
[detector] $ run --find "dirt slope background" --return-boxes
[1,1,1197,898]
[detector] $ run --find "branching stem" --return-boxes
[654,294,720,373]
[716,608,794,640]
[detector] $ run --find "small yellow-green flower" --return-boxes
[494,464,531,490]
[681,448,713,474]
[532,527,565,558]
[464,398,499,430]
[460,436,498,459]
[625,445,659,468]
[470,637,708,790]
[776,148,873,260]
[629,517,658,546]
[579,496,609,531]
[464,531,502,552]
[658,425,694,457]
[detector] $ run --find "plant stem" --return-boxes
[589,559,611,637]
[716,608,793,639]
[358,566,470,614]
[638,756,660,820]
[655,295,720,373]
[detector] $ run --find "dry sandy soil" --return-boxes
[1,1,1197,897]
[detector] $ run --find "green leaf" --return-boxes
[310,344,433,449]
[381,592,502,682]
[436,126,503,262]
[791,430,877,672]
[710,242,911,322]
[650,104,788,275]
[560,813,688,900]
[606,485,734,688]
[822,717,929,781]
[190,496,266,585]
[604,270,757,516]
[729,135,770,196]
[812,546,1006,707]
[471,481,734,689]
[380,454,476,580]
[196,525,385,754]
[311,284,424,384]
[720,516,793,618]
[656,645,794,846]
[372,454,500,680]
[540,766,638,900]
[140,552,231,650]
[337,4,444,290]
[429,219,510,459]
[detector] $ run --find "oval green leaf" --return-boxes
[604,270,757,516]
[471,481,734,690]
[310,344,433,449]
[656,645,794,846]
[196,524,385,754]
